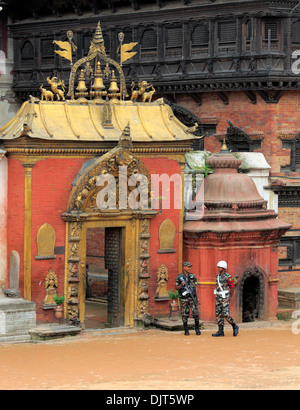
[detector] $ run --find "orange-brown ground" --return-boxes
[0,323,299,390]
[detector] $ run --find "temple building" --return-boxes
[0,0,299,331]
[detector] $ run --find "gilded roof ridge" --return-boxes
[0,97,196,143]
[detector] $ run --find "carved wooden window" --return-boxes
[165,26,183,59]
[217,21,237,54]
[20,41,34,67]
[289,134,300,171]
[191,23,209,56]
[292,20,300,52]
[279,237,300,266]
[41,39,54,57]
[296,240,300,263]
[140,29,157,60]
[262,19,280,51]
[40,38,54,65]
[0,13,8,55]
[243,19,252,52]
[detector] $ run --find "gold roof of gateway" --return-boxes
[0,22,198,143]
[0,97,197,142]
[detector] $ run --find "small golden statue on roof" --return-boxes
[47,77,66,101]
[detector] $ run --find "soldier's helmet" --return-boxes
[217,260,227,269]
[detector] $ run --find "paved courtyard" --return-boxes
[0,321,299,390]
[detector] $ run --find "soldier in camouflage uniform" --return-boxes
[212,260,239,337]
[175,261,201,336]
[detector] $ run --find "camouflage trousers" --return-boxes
[215,295,235,326]
[179,297,199,324]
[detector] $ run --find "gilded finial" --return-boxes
[90,61,107,101]
[89,21,106,55]
[93,22,104,44]
[66,21,129,100]
[123,122,131,138]
[220,137,229,153]
[108,70,120,103]
[76,70,89,100]
[118,122,133,150]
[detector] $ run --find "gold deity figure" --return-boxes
[44,268,58,305]
[155,263,169,299]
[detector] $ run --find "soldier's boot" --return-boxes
[195,319,201,336]
[212,325,224,337]
[232,322,239,337]
[183,322,190,336]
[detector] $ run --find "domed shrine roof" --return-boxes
[184,142,291,235]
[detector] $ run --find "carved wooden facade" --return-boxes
[4,0,300,104]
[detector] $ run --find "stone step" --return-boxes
[278,287,300,310]
[29,324,81,341]
[154,317,204,331]
[0,298,36,343]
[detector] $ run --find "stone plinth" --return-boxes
[278,287,300,309]
[154,317,203,331]
[0,298,36,342]
[29,324,81,341]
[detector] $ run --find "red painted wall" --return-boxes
[184,232,280,322]
[142,157,182,318]
[7,158,24,290]
[7,155,183,322]
[31,157,90,321]
[7,157,88,322]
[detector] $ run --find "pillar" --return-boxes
[0,148,7,295]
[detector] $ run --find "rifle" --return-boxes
[179,275,200,314]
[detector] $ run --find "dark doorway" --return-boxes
[242,276,260,322]
[85,227,122,329]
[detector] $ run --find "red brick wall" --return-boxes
[177,91,300,176]
[278,208,300,227]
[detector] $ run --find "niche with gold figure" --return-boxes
[43,268,58,309]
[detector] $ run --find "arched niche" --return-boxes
[158,219,176,254]
[237,265,267,322]
[36,223,56,260]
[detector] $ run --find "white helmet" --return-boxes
[217,260,228,269]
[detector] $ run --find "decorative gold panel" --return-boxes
[158,219,176,253]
